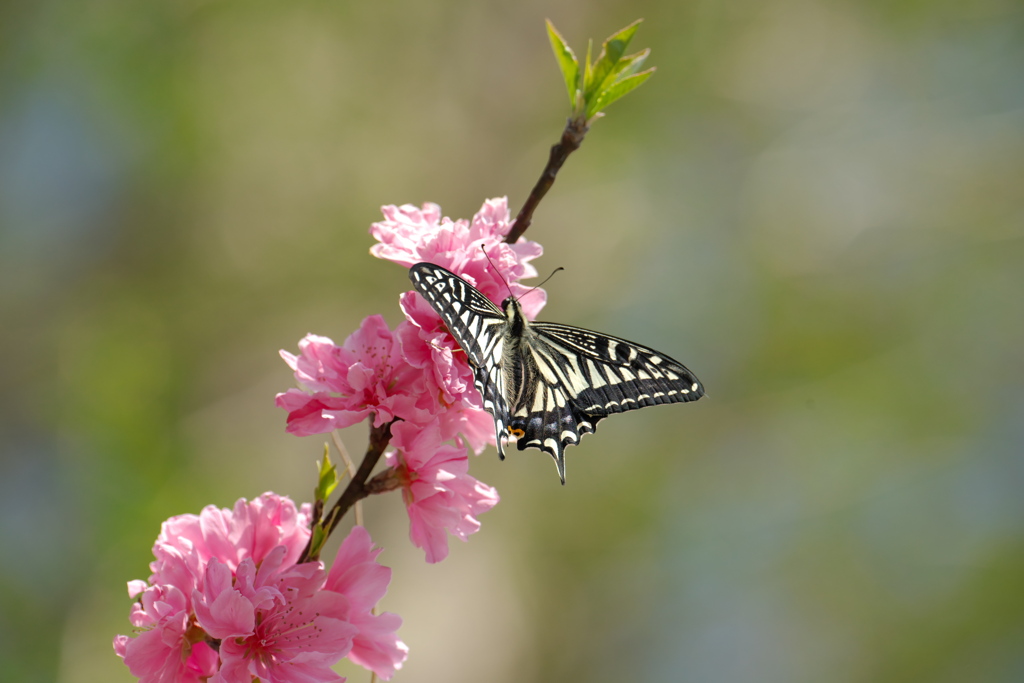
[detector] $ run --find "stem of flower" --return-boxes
[300,419,395,562]
[505,115,589,244]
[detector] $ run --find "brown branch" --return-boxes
[504,115,589,244]
[299,419,394,562]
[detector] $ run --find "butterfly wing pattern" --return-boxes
[409,262,704,483]
[408,263,513,454]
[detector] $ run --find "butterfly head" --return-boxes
[501,296,526,336]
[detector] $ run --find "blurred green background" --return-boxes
[2,1,1023,682]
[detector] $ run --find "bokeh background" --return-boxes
[2,1,1023,681]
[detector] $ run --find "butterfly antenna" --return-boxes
[520,266,564,302]
[480,243,516,302]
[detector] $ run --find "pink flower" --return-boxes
[117,495,406,683]
[394,314,495,454]
[395,298,474,406]
[214,561,357,683]
[270,198,546,572]
[276,316,428,437]
[274,390,370,439]
[277,313,495,456]
[153,493,312,582]
[191,551,285,640]
[114,582,218,683]
[366,197,552,456]
[211,526,408,683]
[281,198,548,455]
[117,495,313,682]
[325,526,409,679]
[387,421,500,563]
[371,198,547,320]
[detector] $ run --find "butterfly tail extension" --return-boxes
[515,432,568,484]
[553,445,567,485]
[511,392,599,485]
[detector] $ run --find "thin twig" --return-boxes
[505,115,589,244]
[330,430,355,475]
[299,419,395,562]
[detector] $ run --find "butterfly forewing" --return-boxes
[408,263,505,364]
[408,263,513,457]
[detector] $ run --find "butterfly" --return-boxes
[409,262,704,483]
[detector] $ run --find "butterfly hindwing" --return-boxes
[505,340,598,484]
[532,322,705,418]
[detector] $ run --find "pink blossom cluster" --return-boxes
[113,493,407,683]
[371,198,547,321]
[276,198,545,563]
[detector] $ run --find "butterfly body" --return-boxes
[409,262,704,483]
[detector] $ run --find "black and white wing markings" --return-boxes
[408,262,705,484]
[408,262,505,364]
[470,356,513,461]
[408,262,513,457]
[532,322,705,417]
[504,327,704,483]
[504,339,600,482]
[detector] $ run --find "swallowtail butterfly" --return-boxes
[409,262,704,483]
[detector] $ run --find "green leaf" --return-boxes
[315,445,339,502]
[583,38,594,105]
[308,523,328,560]
[585,19,642,99]
[548,18,654,120]
[610,48,650,81]
[587,68,656,119]
[546,20,579,108]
